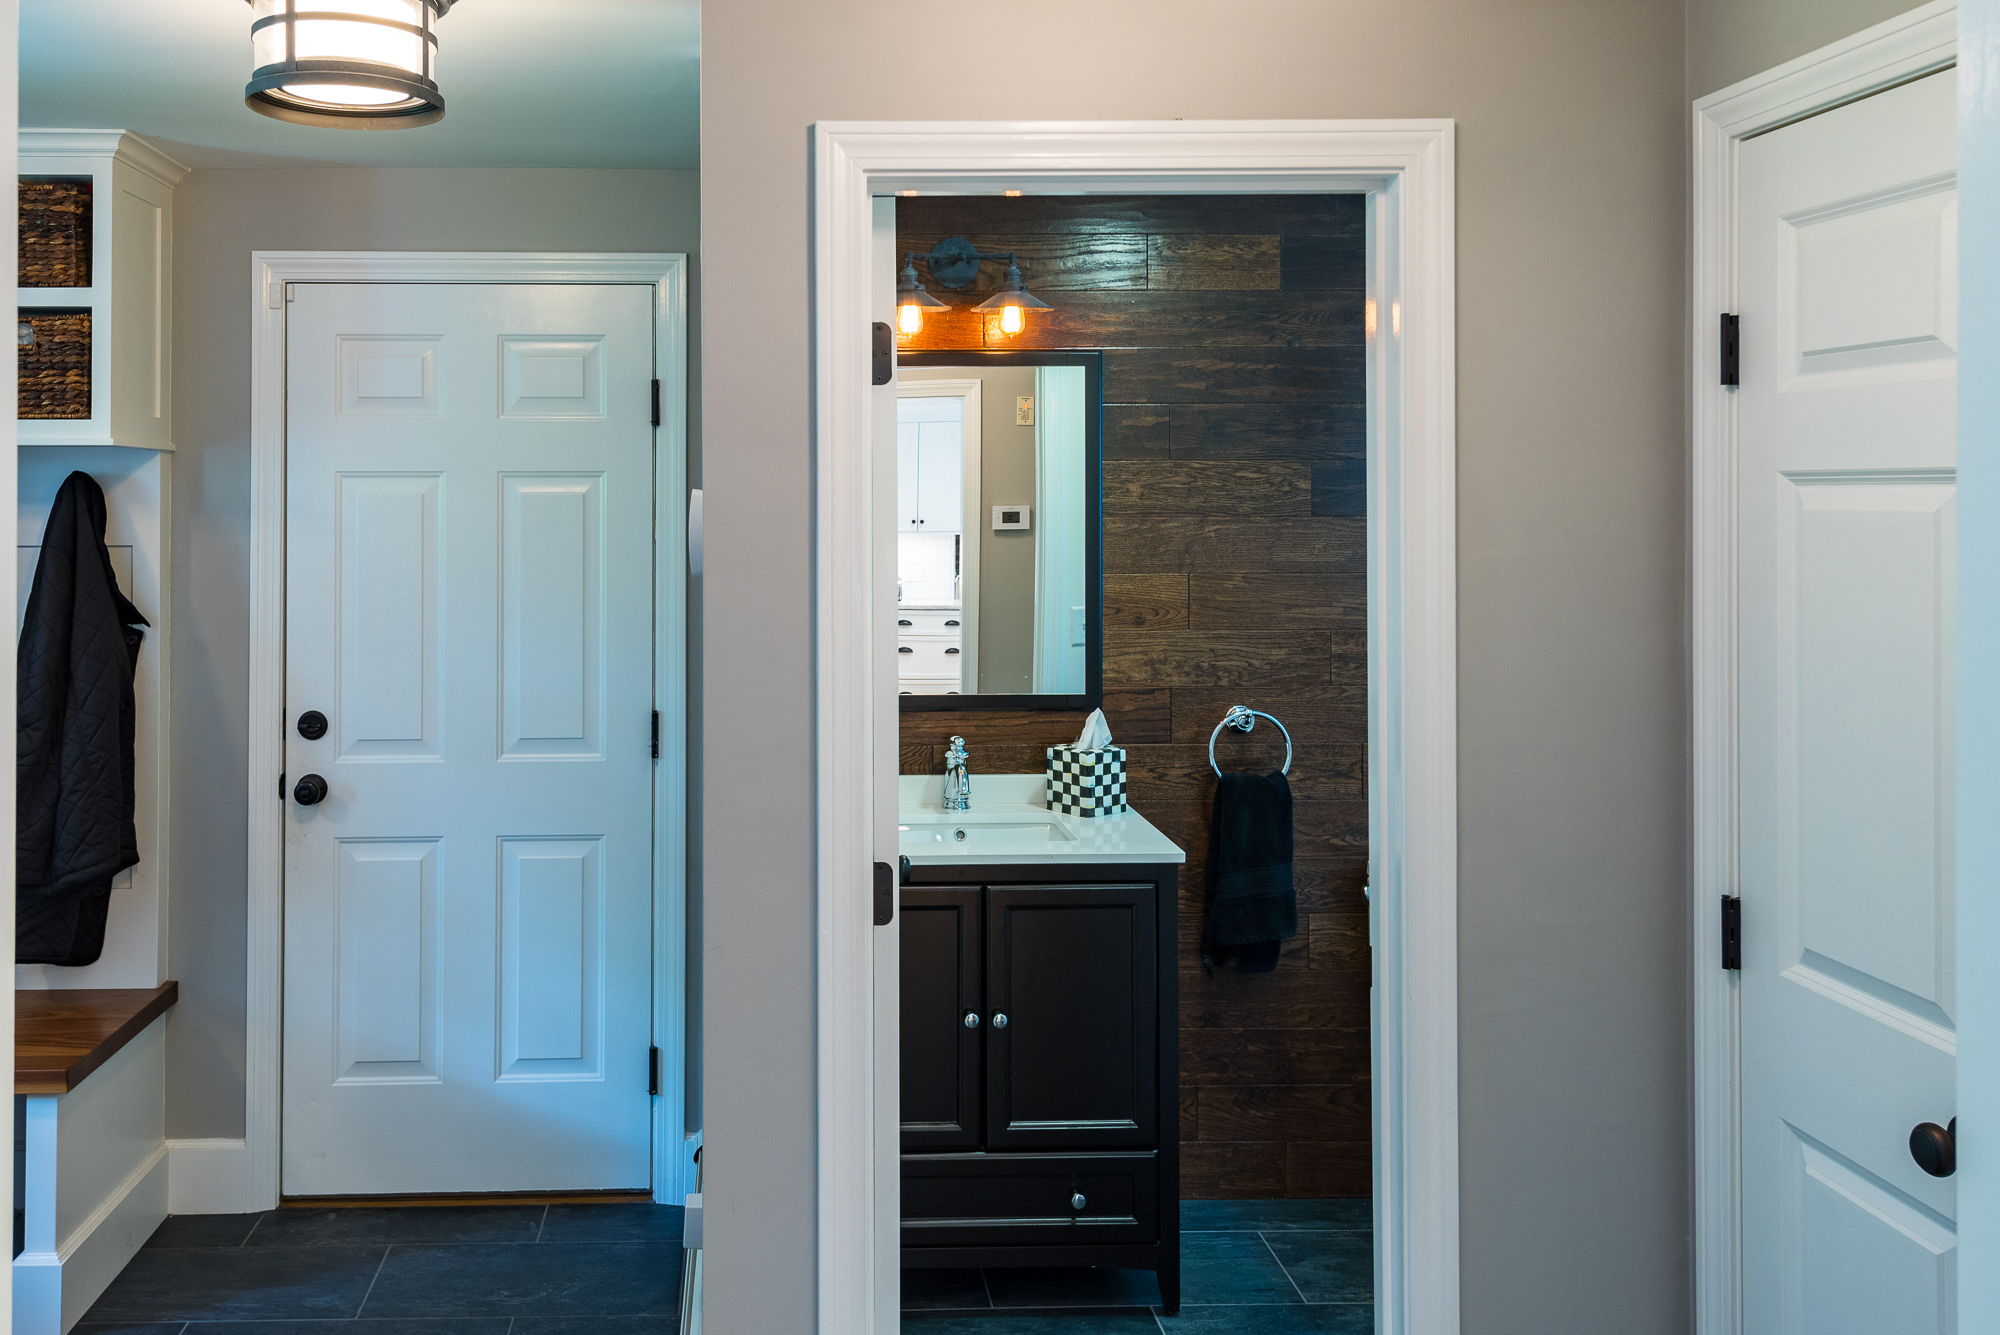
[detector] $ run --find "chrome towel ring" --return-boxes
[1209,704,1293,777]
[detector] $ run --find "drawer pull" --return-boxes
[899,647,914,654]
[963,1011,980,1029]
[1071,1192,1086,1210]
[992,1013,1008,1029]
[945,619,960,626]
[945,647,960,655]
[898,619,913,626]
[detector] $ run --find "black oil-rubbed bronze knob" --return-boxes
[297,710,329,740]
[293,773,329,806]
[1910,1118,1956,1178]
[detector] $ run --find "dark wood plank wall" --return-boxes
[896,195,1370,1199]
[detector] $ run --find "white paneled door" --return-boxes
[1738,71,1958,1331]
[282,283,657,1195]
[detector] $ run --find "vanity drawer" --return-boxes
[902,1152,1158,1248]
[898,637,964,678]
[898,610,965,635]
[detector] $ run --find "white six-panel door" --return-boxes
[1738,70,1958,1332]
[282,283,657,1195]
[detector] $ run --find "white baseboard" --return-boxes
[167,1139,257,1216]
[14,1144,167,1335]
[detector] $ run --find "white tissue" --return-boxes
[1073,707,1114,751]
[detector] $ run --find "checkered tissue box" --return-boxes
[1046,744,1128,817]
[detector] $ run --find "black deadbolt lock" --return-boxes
[297,710,329,740]
[293,773,329,806]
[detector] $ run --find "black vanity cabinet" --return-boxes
[899,864,1179,1312]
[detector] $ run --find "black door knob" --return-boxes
[297,710,328,740]
[1910,1117,1957,1178]
[293,773,329,806]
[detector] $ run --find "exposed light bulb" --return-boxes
[1000,304,1024,335]
[898,302,924,335]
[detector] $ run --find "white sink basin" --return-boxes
[899,815,1078,851]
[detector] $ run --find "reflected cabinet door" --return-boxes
[984,884,1157,1151]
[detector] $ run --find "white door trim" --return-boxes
[1689,6,1958,1330]
[241,251,692,1210]
[811,120,1459,1334]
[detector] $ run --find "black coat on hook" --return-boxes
[17,471,148,965]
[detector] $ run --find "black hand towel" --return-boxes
[1201,769,1296,974]
[17,471,148,966]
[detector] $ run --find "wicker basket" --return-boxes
[19,180,91,288]
[18,311,91,419]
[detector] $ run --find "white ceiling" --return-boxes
[22,0,700,170]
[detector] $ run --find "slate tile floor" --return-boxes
[902,1199,1373,1334]
[76,1203,684,1334]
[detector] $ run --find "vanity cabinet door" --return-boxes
[984,884,1158,1151]
[900,887,984,1150]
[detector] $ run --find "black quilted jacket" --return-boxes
[17,471,148,966]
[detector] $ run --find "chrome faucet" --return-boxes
[942,736,971,811]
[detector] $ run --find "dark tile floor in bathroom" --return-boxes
[73,1197,1369,1334]
[75,1202,686,1334]
[902,1199,1373,1334]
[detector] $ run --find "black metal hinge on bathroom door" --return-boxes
[1720,314,1741,387]
[871,322,894,385]
[651,711,661,759]
[651,380,662,427]
[1721,895,1742,970]
[873,862,895,926]
[648,1046,661,1096]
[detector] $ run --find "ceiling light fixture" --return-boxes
[895,237,1051,338]
[245,0,455,130]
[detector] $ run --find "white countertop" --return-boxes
[898,774,1186,867]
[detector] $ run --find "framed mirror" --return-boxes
[895,350,1102,711]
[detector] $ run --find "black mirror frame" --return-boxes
[896,349,1104,714]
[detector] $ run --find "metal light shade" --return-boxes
[972,261,1052,313]
[897,258,949,311]
[246,0,454,129]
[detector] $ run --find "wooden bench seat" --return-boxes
[14,982,178,1335]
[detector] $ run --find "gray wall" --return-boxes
[166,167,701,1139]
[701,1,1688,1330]
[1687,0,1935,99]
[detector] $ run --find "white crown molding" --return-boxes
[1688,5,1956,1333]
[20,129,191,187]
[811,118,1457,1335]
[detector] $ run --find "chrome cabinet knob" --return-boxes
[963,1011,979,1029]
[1071,1192,1086,1210]
[992,1013,1008,1029]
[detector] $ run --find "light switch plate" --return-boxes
[992,505,1032,531]
[1015,395,1035,426]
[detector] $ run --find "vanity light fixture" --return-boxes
[895,236,1052,338]
[244,0,455,129]
[896,255,947,335]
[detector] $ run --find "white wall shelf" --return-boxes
[18,130,184,451]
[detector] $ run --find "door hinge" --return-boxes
[873,862,895,926]
[1721,895,1742,971]
[650,711,660,759]
[648,1046,661,1097]
[1720,313,1740,387]
[871,321,894,386]
[650,379,662,427]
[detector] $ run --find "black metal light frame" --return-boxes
[903,236,1052,312]
[245,0,455,130]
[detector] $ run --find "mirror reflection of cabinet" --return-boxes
[897,397,964,533]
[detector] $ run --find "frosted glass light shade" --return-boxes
[246,0,453,129]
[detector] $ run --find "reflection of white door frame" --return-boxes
[896,377,982,691]
[1031,365,1087,694]
[818,121,1460,1335]
[224,252,692,1217]
[1689,5,1958,1329]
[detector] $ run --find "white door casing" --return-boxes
[282,282,657,1195]
[1737,65,1958,1335]
[1690,7,1958,1329]
[814,122,1458,1335]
